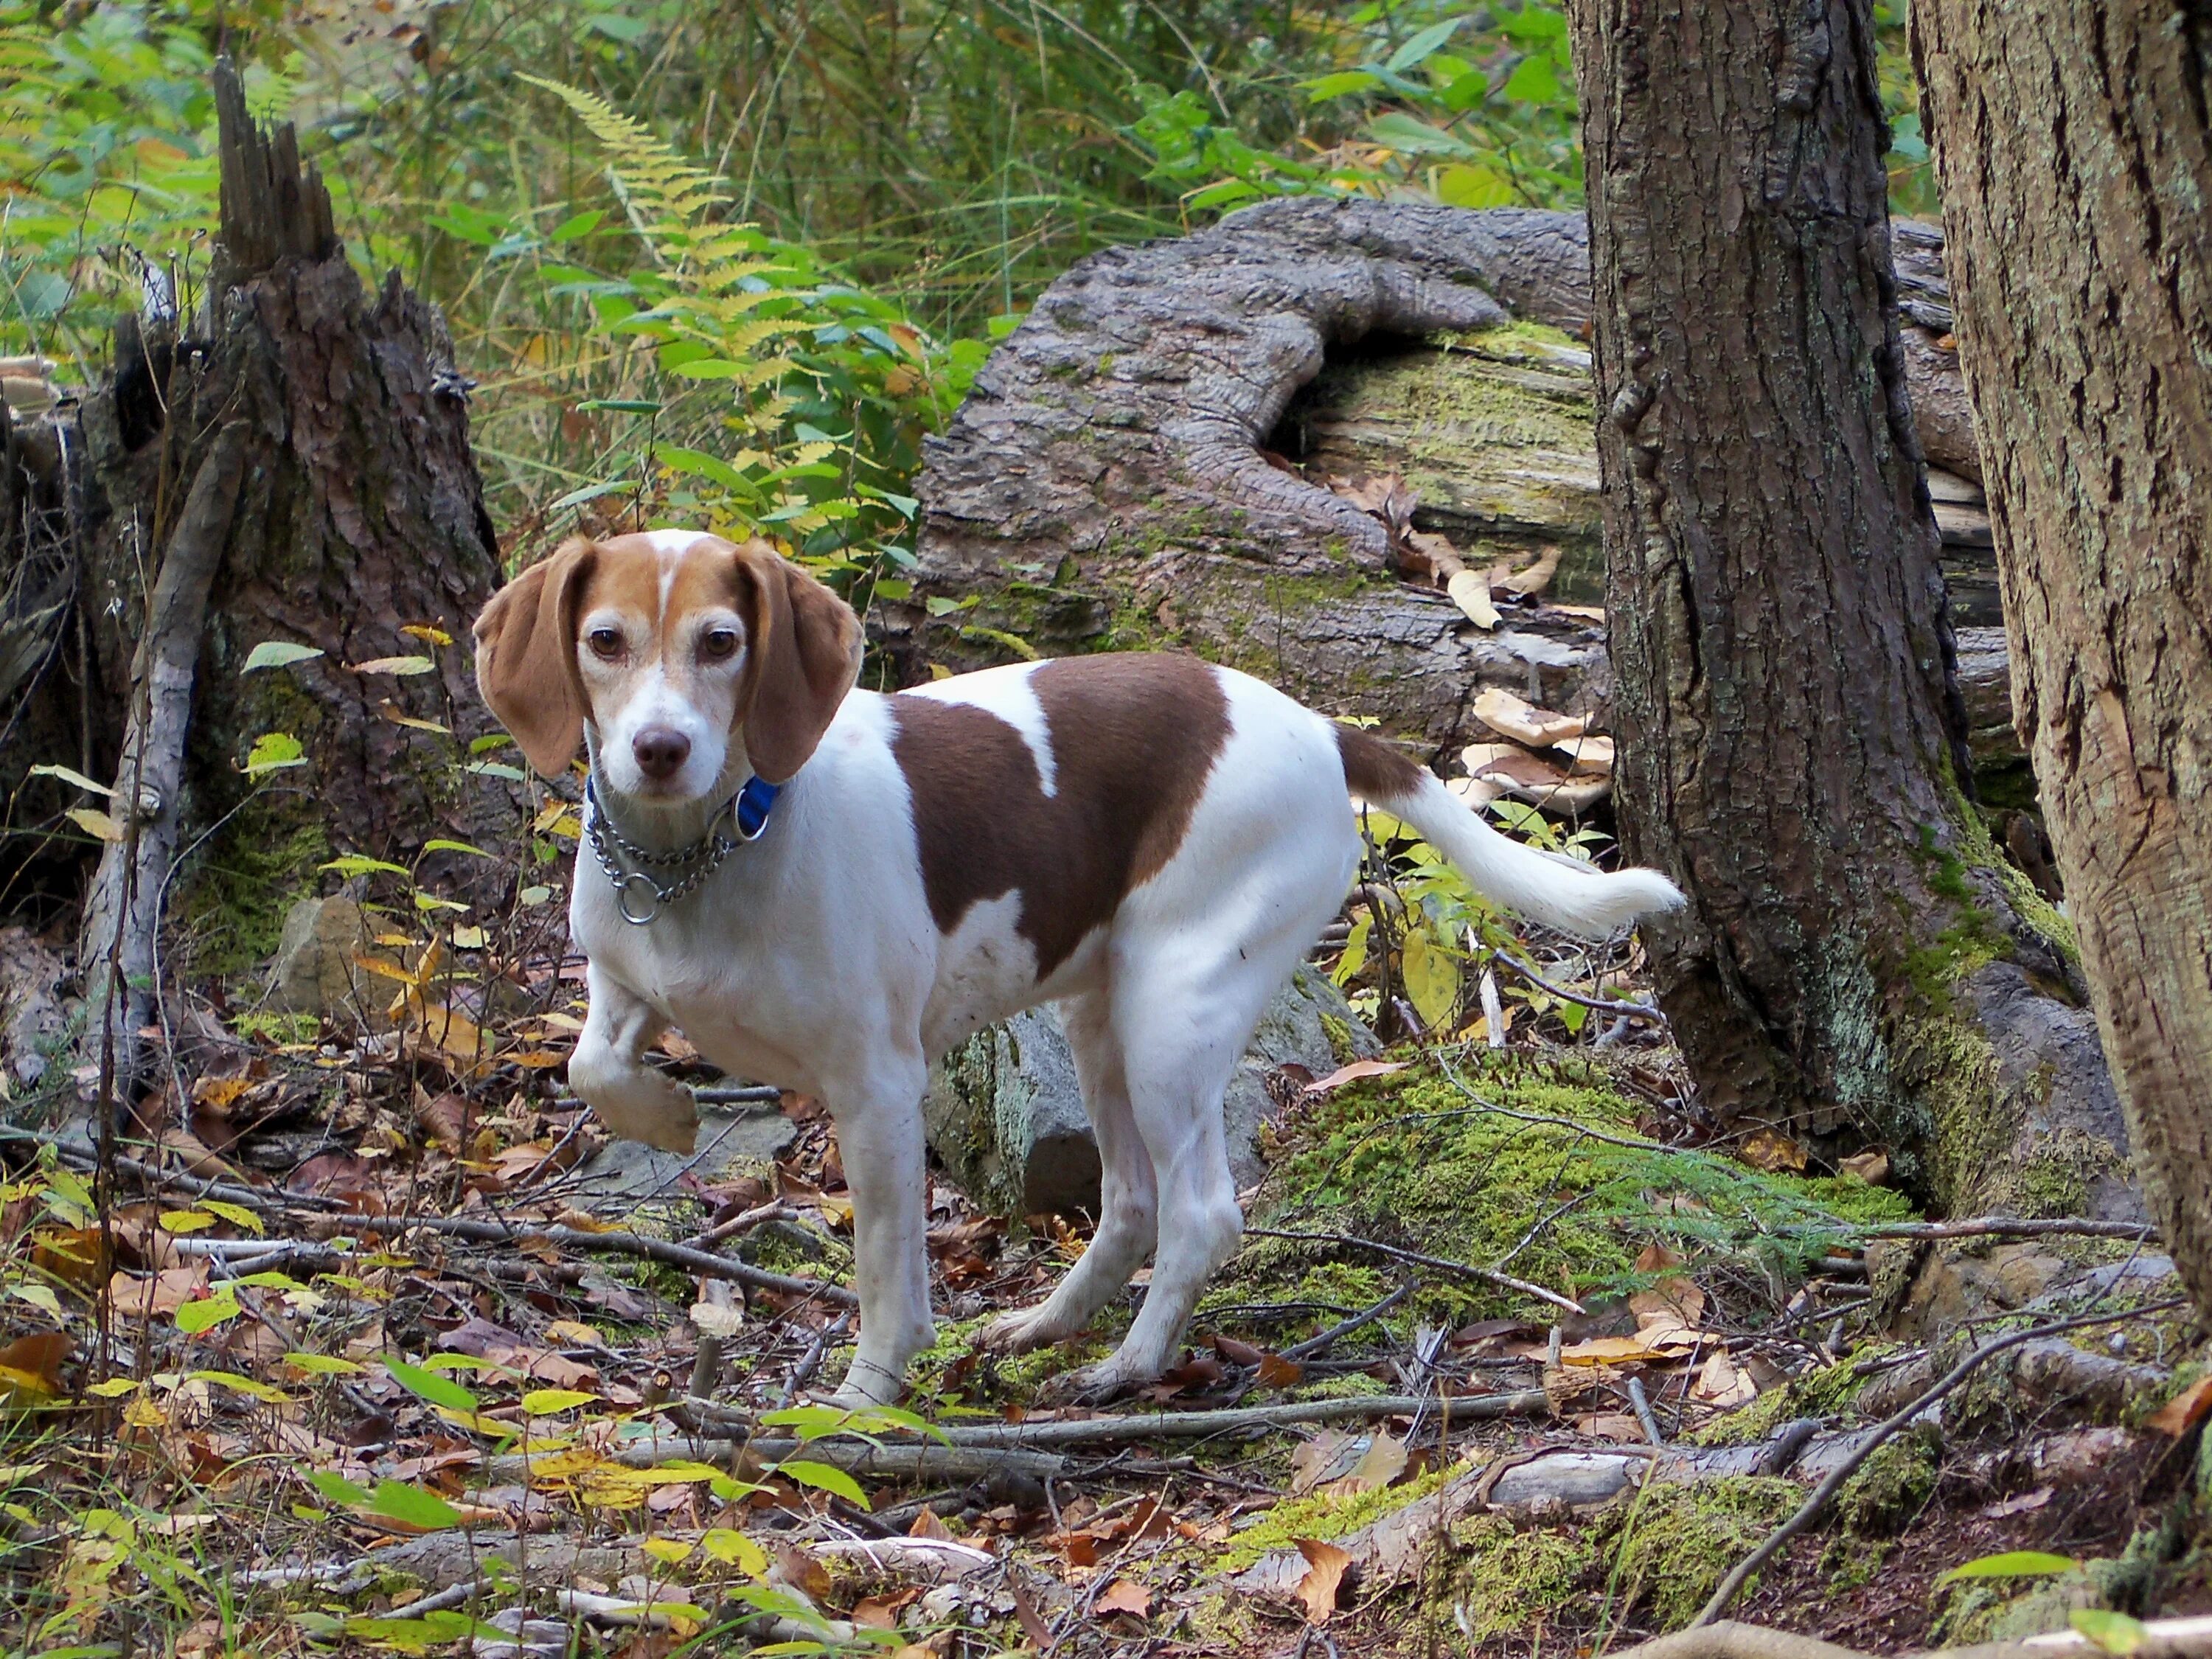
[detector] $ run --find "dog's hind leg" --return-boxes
[980,990,1158,1353]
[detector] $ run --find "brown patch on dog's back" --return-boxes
[891,655,1232,978]
[1335,724,1425,803]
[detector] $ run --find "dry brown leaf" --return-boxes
[108,1265,209,1318]
[1690,1349,1759,1409]
[1575,1411,1647,1441]
[1980,1486,2056,1518]
[1498,544,1563,597]
[1258,1352,1306,1388]
[1839,1149,1892,1185]
[1290,1428,1357,1496]
[1549,602,1608,622]
[1010,1583,1054,1649]
[1447,568,1500,630]
[2147,1374,2212,1436]
[1295,1539,1354,1624]
[908,1506,956,1541]
[1305,1060,1405,1093]
[1321,1430,1407,1499]
[1094,1579,1151,1618]
[1211,1333,1266,1367]
[1740,1128,1809,1172]
[1559,1335,1671,1366]
[0,1332,71,1393]
[1402,529,1465,581]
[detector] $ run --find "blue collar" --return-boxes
[732,773,781,841]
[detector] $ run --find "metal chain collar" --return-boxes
[583,775,757,926]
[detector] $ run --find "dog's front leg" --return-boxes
[568,964,698,1154]
[823,1055,935,1408]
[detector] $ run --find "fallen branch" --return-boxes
[330,1213,858,1306]
[1281,1281,1415,1361]
[1611,1614,2212,1659]
[1246,1226,1586,1316]
[1693,1296,2191,1624]
[1493,950,1664,1023]
[928,1389,1548,1450]
[1854,1216,2159,1244]
[485,1435,1067,1483]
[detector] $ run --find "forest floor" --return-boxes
[0,912,2207,1659]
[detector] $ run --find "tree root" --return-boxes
[1613,1615,2212,1659]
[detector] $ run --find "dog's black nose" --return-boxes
[633,726,692,780]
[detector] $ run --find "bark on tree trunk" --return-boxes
[1564,0,2135,1215]
[1910,3,2212,1311]
[0,61,505,957]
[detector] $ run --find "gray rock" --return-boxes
[267,894,403,1021]
[924,966,1380,1219]
[568,1105,799,1205]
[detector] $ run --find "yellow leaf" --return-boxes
[1447,568,1500,630]
[643,1537,696,1564]
[159,1211,218,1235]
[1399,927,1459,1030]
[400,624,455,647]
[348,655,437,676]
[67,807,124,844]
[1740,1129,1809,1172]
[123,1396,168,1430]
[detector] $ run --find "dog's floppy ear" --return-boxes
[731,541,863,784]
[473,538,597,777]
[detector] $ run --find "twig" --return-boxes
[1281,1281,1415,1361]
[1610,1614,2212,1659]
[554,1084,782,1110]
[1495,949,1665,1022]
[330,1213,857,1305]
[684,1200,801,1251]
[386,1583,473,1621]
[487,1436,1066,1483]
[1693,1296,2191,1624]
[776,1312,851,1407]
[1247,1226,1586,1315]
[1627,1376,1664,1448]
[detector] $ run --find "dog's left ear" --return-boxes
[731,541,863,783]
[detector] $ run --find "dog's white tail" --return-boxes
[1336,726,1686,939]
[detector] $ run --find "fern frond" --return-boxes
[521,74,726,265]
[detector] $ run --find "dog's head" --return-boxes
[473,532,863,802]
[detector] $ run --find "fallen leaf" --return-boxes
[908,1506,956,1541]
[1691,1349,1759,1409]
[1576,1411,1647,1441]
[414,1089,472,1152]
[108,1265,210,1318]
[0,1332,71,1393]
[1291,1429,1357,1496]
[2147,1374,2212,1437]
[1321,1430,1407,1498]
[1295,1539,1354,1624]
[1306,1059,1405,1093]
[1979,1486,2055,1519]
[1094,1580,1151,1618]
[1211,1333,1266,1367]
[1453,1318,1537,1349]
[1839,1149,1891,1185]
[1559,1336,1671,1366]
[1447,568,1500,630]
[852,1597,905,1630]
[1739,1128,1809,1173]
[1258,1352,1306,1388]
[1498,544,1562,598]
[1011,1583,1053,1649]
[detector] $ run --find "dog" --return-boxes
[473,529,1684,1405]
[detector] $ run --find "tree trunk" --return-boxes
[1564,0,2135,1216]
[1910,4,2212,1309]
[0,61,505,967]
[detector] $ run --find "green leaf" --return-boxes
[2070,1611,2149,1655]
[549,209,604,242]
[1368,111,1473,157]
[186,1368,291,1404]
[1503,52,1564,105]
[243,641,325,673]
[758,1405,854,1439]
[1400,925,1460,1030]
[175,1293,241,1335]
[1385,17,1463,72]
[309,1470,372,1508]
[422,838,498,860]
[243,731,307,777]
[465,761,529,783]
[1300,70,1383,101]
[577,398,662,414]
[549,479,634,512]
[384,1357,481,1415]
[285,1353,366,1377]
[521,1388,598,1416]
[1938,1551,2079,1585]
[369,1479,463,1531]
[701,1526,770,1573]
[776,1459,869,1507]
[322,855,411,878]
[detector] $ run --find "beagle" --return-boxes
[473,530,1683,1404]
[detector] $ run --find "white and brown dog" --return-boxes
[474,531,1683,1405]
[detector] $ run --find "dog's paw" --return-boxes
[1032,1362,1141,1408]
[583,1074,698,1154]
[824,1354,908,1410]
[977,1306,1059,1355]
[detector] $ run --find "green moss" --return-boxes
[1225,1054,1913,1339]
[1438,1512,1601,1641]
[1834,1425,1940,1537]
[175,817,332,978]
[1216,1456,1470,1572]
[1608,1479,1805,1629]
[1686,1348,1891,1447]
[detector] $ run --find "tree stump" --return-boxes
[0,63,504,970]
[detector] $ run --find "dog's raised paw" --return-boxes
[1032,1363,1141,1409]
[977,1307,1057,1354]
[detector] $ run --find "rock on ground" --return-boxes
[923,965,1380,1218]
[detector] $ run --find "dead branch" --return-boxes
[1693,1297,2191,1624]
[484,1435,1068,1483]
[1856,1216,2158,1243]
[1245,1226,1587,1315]
[925,1389,1547,1449]
[1611,1614,2212,1659]
[332,1212,858,1305]
[1493,950,1665,1023]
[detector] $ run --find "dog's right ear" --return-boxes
[473,538,597,777]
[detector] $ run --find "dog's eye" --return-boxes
[700,627,740,661]
[586,627,625,660]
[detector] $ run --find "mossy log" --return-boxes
[894,201,2017,786]
[0,62,504,947]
